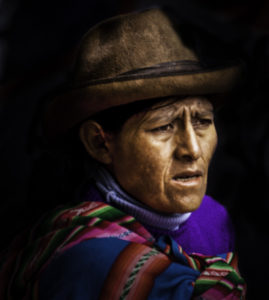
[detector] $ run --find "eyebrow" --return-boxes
[144,105,179,124]
[144,105,214,125]
[193,110,214,118]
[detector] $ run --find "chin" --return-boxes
[138,189,205,214]
[168,194,204,214]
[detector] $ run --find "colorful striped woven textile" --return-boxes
[0,201,246,299]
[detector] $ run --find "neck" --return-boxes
[89,164,191,231]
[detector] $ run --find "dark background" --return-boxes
[0,0,268,299]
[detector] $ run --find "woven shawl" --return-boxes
[0,200,246,299]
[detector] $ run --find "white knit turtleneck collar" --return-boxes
[90,164,191,231]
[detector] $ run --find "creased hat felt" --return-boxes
[45,8,243,140]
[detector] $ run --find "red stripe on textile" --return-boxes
[58,222,148,254]
[99,243,157,300]
[121,220,153,241]
[228,253,240,273]
[127,252,171,300]
[53,202,106,226]
[197,282,242,300]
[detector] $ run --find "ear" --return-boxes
[79,120,113,165]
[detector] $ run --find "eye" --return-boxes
[151,123,174,133]
[192,118,213,128]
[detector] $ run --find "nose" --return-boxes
[174,120,202,162]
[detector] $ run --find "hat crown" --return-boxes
[45,8,243,140]
[74,8,198,83]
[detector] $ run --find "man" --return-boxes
[0,8,246,299]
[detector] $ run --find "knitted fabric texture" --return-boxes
[91,165,191,230]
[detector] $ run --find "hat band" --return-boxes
[120,60,201,77]
[72,60,202,89]
[72,60,239,89]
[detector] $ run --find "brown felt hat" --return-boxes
[45,8,243,140]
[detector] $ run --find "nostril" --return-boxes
[182,154,198,162]
[174,141,201,161]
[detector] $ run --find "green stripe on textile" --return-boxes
[118,217,136,226]
[33,204,125,241]
[219,279,234,290]
[225,271,245,284]
[89,205,126,221]
[194,264,244,296]
[187,256,199,271]
[193,279,219,295]
[209,261,234,272]
[50,202,84,222]
[120,248,160,300]
[66,215,97,227]
[58,225,87,249]
[30,202,85,238]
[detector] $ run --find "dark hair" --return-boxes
[90,96,184,134]
[90,94,223,135]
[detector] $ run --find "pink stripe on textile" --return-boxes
[58,223,147,253]
[223,292,242,300]
[125,222,153,241]
[205,257,223,264]
[87,216,101,226]
[196,287,227,300]
[225,252,234,263]
[52,202,106,225]
[67,202,105,217]
[52,202,91,223]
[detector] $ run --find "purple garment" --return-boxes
[144,195,235,255]
[82,185,235,256]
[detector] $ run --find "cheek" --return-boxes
[131,142,165,180]
[117,138,168,194]
[201,129,217,164]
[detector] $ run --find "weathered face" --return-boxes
[107,96,218,213]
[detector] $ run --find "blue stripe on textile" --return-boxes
[147,235,200,300]
[218,253,228,259]
[148,262,199,300]
[38,238,130,300]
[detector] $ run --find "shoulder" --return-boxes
[193,195,231,223]
[193,195,235,238]
[182,195,236,254]
[1,200,152,300]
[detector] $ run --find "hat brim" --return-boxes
[44,63,243,140]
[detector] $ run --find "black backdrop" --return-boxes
[0,1,268,299]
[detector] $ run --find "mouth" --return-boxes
[171,170,203,185]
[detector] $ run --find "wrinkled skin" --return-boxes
[106,97,217,213]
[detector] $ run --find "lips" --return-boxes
[172,170,203,183]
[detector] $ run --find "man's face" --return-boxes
[107,97,217,213]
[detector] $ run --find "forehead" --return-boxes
[140,96,214,122]
[150,96,213,113]
[121,96,214,132]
